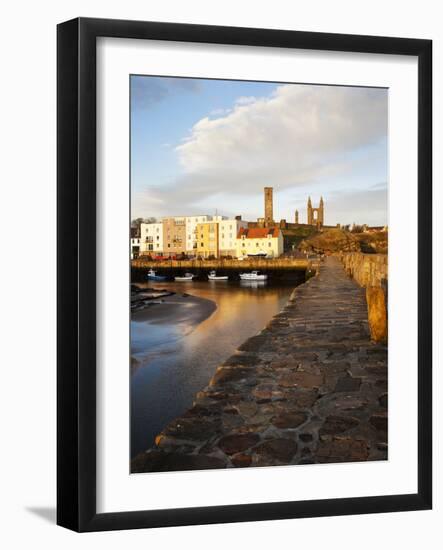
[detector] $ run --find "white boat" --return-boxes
[147,269,167,281]
[208,270,228,281]
[239,271,268,281]
[174,272,195,281]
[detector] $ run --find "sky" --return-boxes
[131,75,388,226]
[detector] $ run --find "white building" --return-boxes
[185,215,212,253]
[217,217,248,257]
[140,222,163,255]
[130,227,141,259]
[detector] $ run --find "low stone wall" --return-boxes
[340,253,388,343]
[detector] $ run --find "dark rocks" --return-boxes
[319,415,360,435]
[272,411,307,429]
[217,433,260,455]
[299,433,314,443]
[278,371,324,389]
[334,374,362,392]
[158,417,222,442]
[210,367,255,386]
[253,438,298,463]
[231,453,252,467]
[369,414,388,432]
[238,336,267,352]
[223,354,260,367]
[252,384,285,402]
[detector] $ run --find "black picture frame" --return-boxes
[57,17,432,532]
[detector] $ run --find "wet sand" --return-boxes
[132,293,217,327]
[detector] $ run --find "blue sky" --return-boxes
[131,75,388,226]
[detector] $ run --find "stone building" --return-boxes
[264,187,274,227]
[307,196,324,227]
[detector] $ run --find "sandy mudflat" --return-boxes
[131,293,217,326]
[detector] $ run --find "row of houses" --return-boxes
[131,215,284,259]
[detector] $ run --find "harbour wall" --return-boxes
[340,253,388,343]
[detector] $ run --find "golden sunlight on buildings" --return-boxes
[236,227,284,259]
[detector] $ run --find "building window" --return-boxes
[201,243,204,247]
[268,242,272,247]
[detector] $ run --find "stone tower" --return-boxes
[295,210,299,224]
[264,187,274,227]
[307,196,324,227]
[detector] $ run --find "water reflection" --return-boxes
[130,280,295,457]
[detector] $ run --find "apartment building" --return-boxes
[140,222,163,255]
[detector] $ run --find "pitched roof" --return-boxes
[237,227,280,239]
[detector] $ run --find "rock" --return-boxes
[223,354,260,367]
[253,438,298,463]
[210,367,254,386]
[299,433,314,443]
[252,384,285,402]
[217,433,260,455]
[319,415,360,435]
[334,374,361,392]
[231,453,252,467]
[369,414,388,432]
[238,336,267,352]
[366,286,388,343]
[272,411,307,429]
[234,401,259,417]
[278,371,324,389]
[158,417,221,442]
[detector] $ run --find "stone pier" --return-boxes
[132,256,388,472]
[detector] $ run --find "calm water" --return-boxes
[130,280,298,457]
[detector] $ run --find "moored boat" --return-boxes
[174,272,195,281]
[239,270,268,281]
[147,269,167,281]
[208,270,229,281]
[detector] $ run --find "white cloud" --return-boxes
[133,84,388,222]
[174,84,386,195]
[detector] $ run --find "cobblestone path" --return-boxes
[132,256,388,472]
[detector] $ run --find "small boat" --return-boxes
[174,272,195,282]
[208,270,228,281]
[247,251,267,257]
[147,269,167,281]
[239,271,268,281]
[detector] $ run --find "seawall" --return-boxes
[131,257,388,473]
[340,253,388,343]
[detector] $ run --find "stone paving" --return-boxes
[131,256,388,472]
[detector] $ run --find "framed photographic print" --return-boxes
[57,17,432,531]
